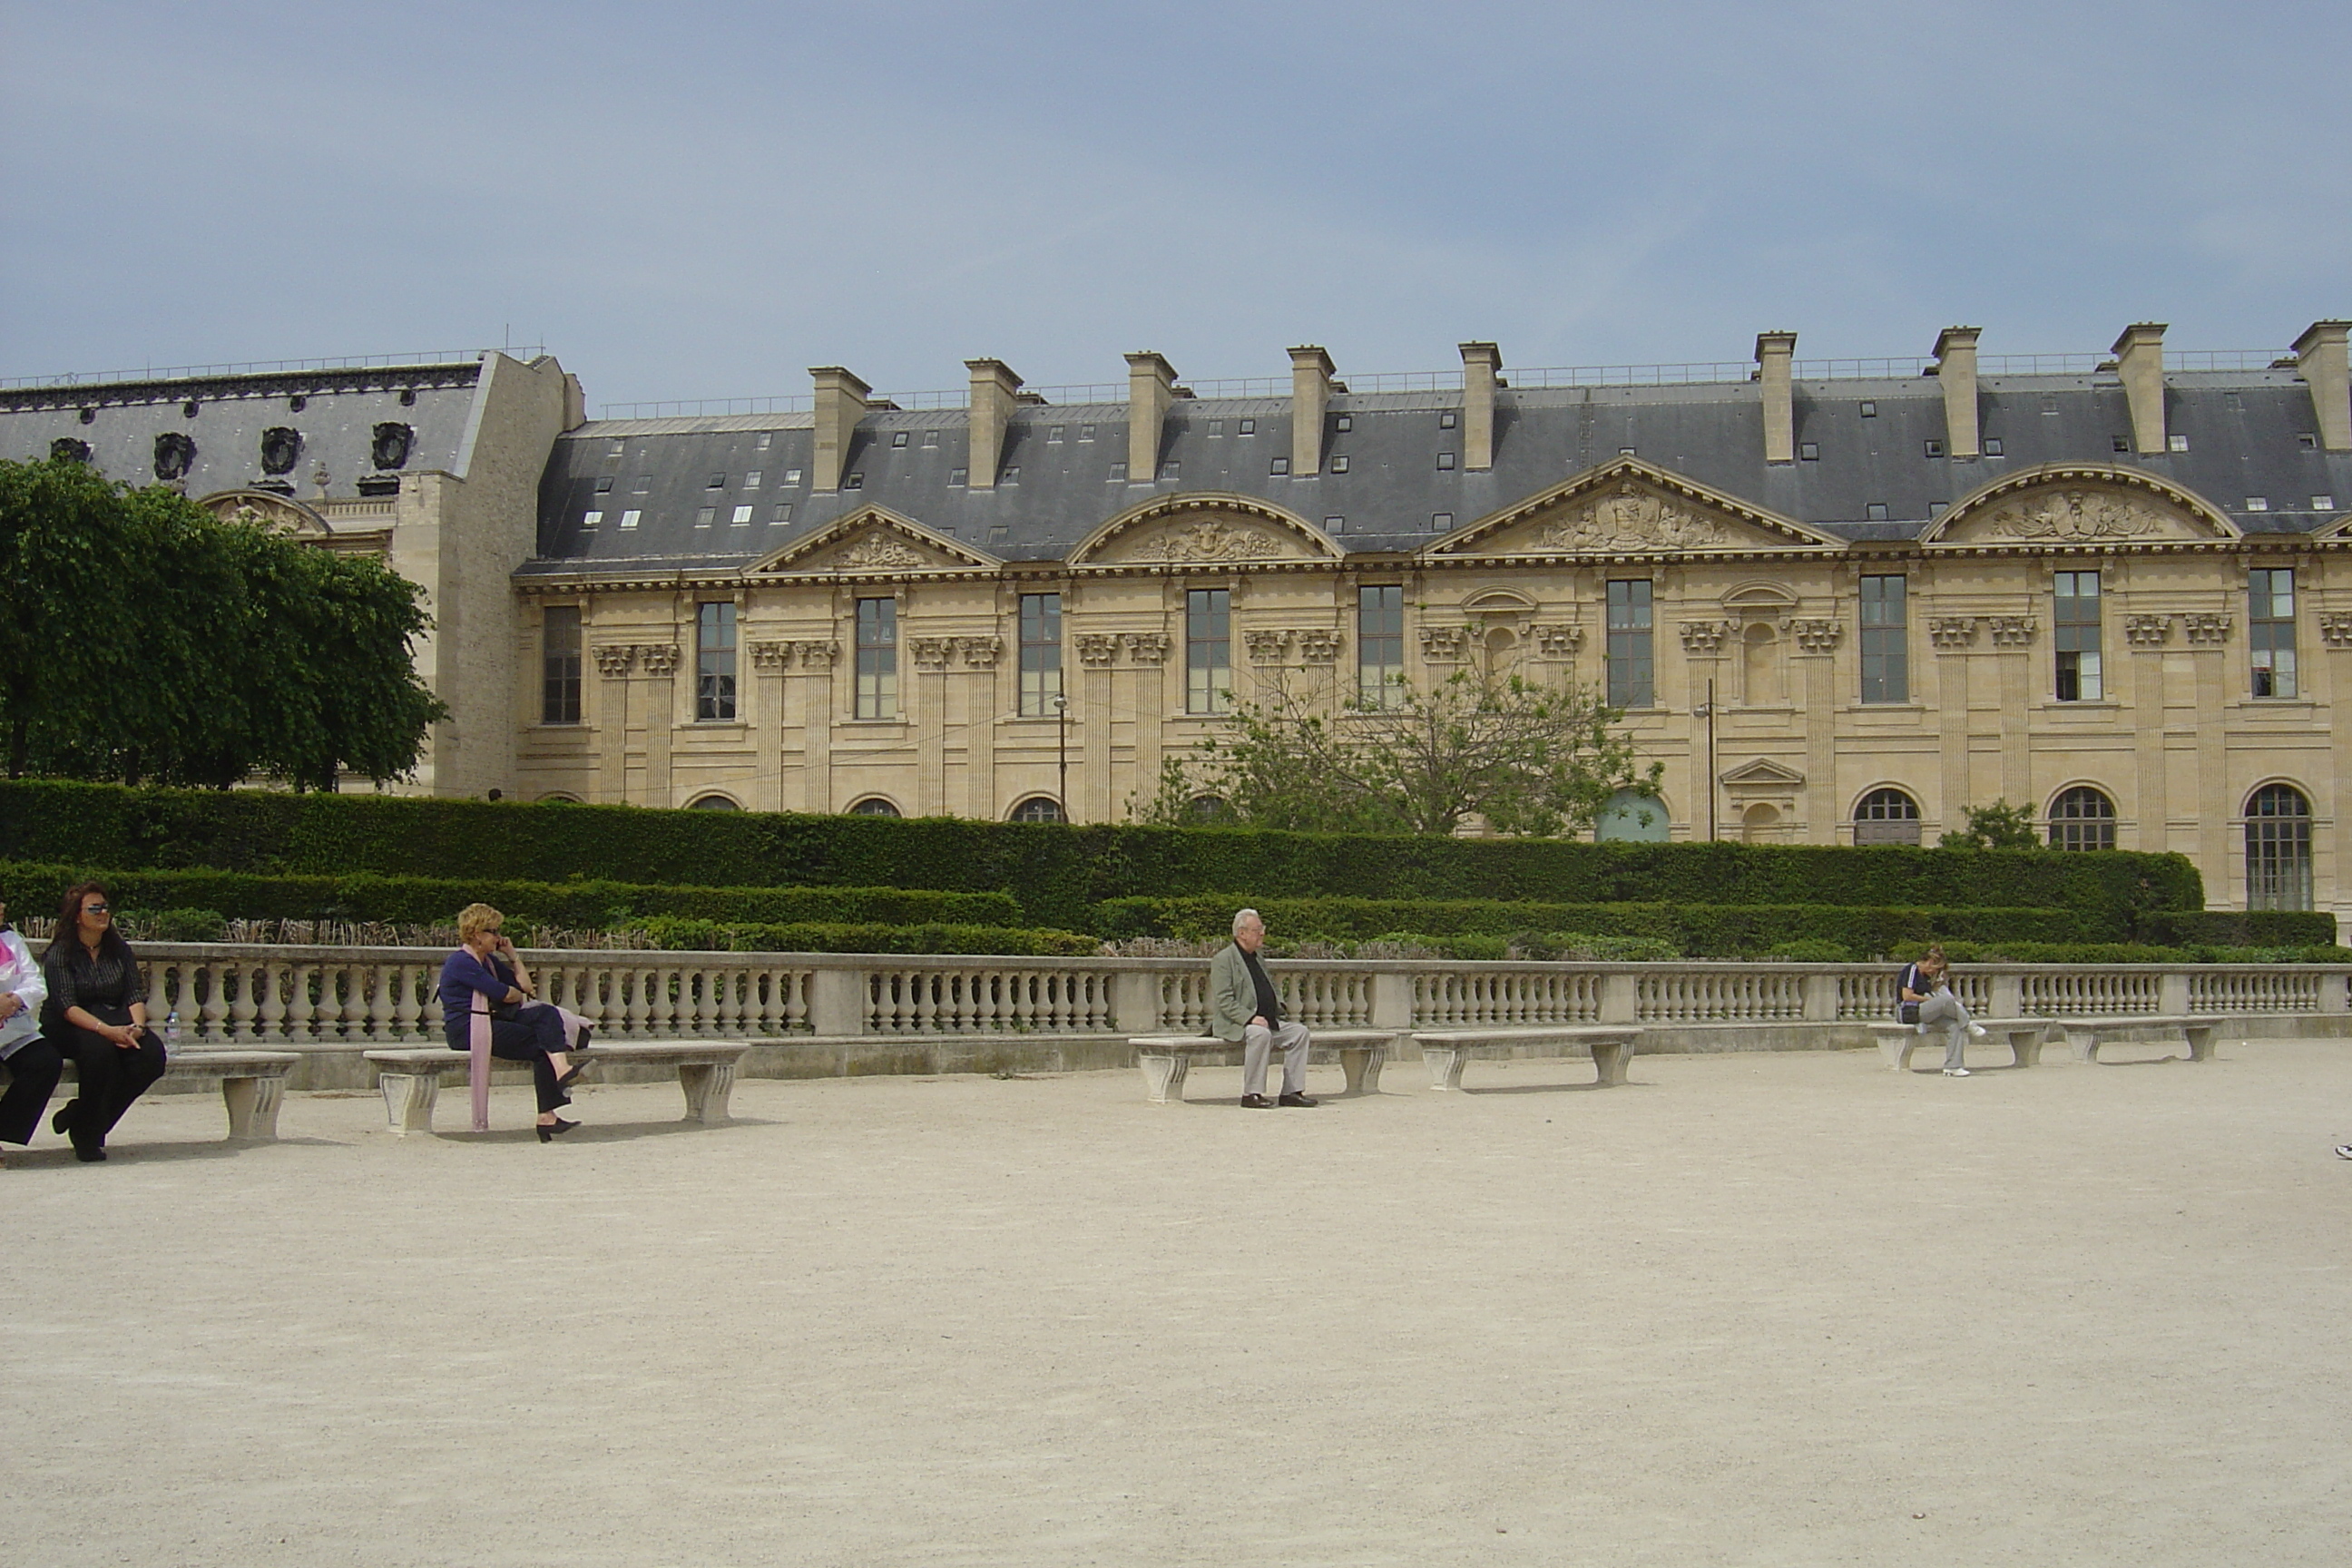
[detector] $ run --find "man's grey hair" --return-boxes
[1232,908,1263,936]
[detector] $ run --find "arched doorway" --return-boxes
[1594,789,1670,842]
[1853,787,1922,846]
[2246,784,2314,911]
[1009,796,1065,823]
[1740,803,1780,844]
[847,797,901,818]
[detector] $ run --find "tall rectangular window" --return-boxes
[1186,588,1231,714]
[1357,584,1404,707]
[1018,593,1063,717]
[1606,579,1653,709]
[695,602,737,720]
[1859,574,1907,703]
[2054,571,2102,701]
[855,598,897,719]
[541,605,582,725]
[2251,568,2297,698]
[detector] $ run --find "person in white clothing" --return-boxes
[0,888,62,1156]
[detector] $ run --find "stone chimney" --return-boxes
[1125,351,1176,481]
[1460,341,1501,470]
[2292,320,2351,452]
[1289,346,1334,476]
[808,366,871,492]
[1933,326,1981,459]
[2112,322,2168,455]
[1756,331,1797,464]
[965,358,1022,489]
[562,373,589,431]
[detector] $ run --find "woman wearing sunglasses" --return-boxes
[40,881,168,1161]
[0,888,64,1162]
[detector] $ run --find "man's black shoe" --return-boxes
[1240,1093,1274,1109]
[1278,1092,1319,1108]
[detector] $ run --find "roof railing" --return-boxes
[0,347,536,391]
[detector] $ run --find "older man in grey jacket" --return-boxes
[1209,908,1317,1109]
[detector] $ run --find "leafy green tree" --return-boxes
[1135,668,1661,837]
[1938,799,2042,850]
[0,456,445,788]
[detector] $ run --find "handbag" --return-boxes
[1897,1001,1921,1025]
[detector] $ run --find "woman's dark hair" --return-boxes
[44,880,133,966]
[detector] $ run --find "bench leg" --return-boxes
[2007,1028,2045,1069]
[1424,1045,1469,1092]
[379,1072,441,1136]
[1136,1051,1188,1104]
[2183,1025,2215,1063]
[1339,1046,1386,1095]
[679,1062,737,1123]
[2065,1027,2100,1064]
[1590,1040,1632,1088]
[220,1074,284,1141]
[1878,1034,1917,1071]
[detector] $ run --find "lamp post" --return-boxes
[1694,677,1719,840]
[1054,691,1069,821]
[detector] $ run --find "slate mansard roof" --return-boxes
[0,358,496,501]
[525,366,2352,580]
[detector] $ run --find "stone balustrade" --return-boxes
[122,945,2352,1057]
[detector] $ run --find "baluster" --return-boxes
[195,960,228,1043]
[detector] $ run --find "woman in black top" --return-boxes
[41,881,167,1161]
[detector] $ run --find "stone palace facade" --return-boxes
[5,318,2349,921]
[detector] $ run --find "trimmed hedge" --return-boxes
[636,918,1099,956]
[0,860,1024,932]
[1889,940,2352,965]
[0,779,2207,932]
[1098,894,2126,956]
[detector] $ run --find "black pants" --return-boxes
[54,1023,167,1147]
[453,1009,573,1114]
[0,1040,64,1145]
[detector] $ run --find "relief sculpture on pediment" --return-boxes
[1532,483,1727,553]
[835,531,930,570]
[1979,488,2171,544]
[1128,519,1287,564]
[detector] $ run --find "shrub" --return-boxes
[635,920,1100,957]
[1887,940,2352,965]
[1762,938,1857,963]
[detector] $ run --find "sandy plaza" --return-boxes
[5,1036,2348,1567]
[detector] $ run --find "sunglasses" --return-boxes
[83,904,111,915]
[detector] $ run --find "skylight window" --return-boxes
[1329,455,1350,473]
[731,505,755,524]
[743,470,761,488]
[2041,396,2060,416]
[2168,434,2190,452]
[1436,452,1456,470]
[771,504,793,523]
[756,433,772,451]
[1334,415,1352,432]
[1859,401,1877,417]
[2298,433,2318,450]
[891,432,909,447]
[988,525,1009,544]
[2246,497,2269,512]
[1156,461,1174,479]
[695,506,716,527]
[1325,515,1346,531]
[949,467,967,485]
[1237,419,1255,436]
[1078,424,1095,441]
[1925,439,1945,458]
[923,430,938,446]
[1984,438,2004,456]
[2112,436,2131,453]
[606,440,625,457]
[784,468,802,484]
[1866,502,1890,521]
[1619,446,1637,456]
[620,509,642,529]
[1440,411,1457,429]
[1002,466,1020,484]
[633,475,652,493]
[844,474,863,489]
[1107,464,1125,481]
[1928,502,1947,517]
[594,476,613,494]
[583,510,603,527]
[1270,456,1290,475]
[1799,443,1819,461]
[1047,426,1064,442]
[707,474,725,489]
[1431,512,1453,530]
[2313,495,2335,511]
[1207,420,1223,437]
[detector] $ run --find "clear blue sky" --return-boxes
[5,1,2345,407]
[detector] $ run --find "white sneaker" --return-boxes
[2336,1144,2352,1161]
[1943,1067,1971,1077]
[1968,1023,1989,1039]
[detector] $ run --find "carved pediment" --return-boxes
[1927,466,2239,546]
[1720,758,1806,788]
[197,488,330,538]
[1429,459,1843,559]
[748,505,997,575]
[1071,493,1338,566]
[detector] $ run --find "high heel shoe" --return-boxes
[556,1060,591,1090]
[52,1102,76,1137]
[537,1117,580,1143]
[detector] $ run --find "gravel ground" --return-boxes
[5,1036,2349,1566]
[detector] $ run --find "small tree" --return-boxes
[1939,799,2042,850]
[1135,668,1661,838]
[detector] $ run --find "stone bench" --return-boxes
[50,1048,301,1141]
[1408,1026,1642,1091]
[2053,1014,2223,1064]
[1126,1029,1397,1104]
[363,1043,750,1135]
[1868,1017,2053,1071]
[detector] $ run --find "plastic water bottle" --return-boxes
[164,1009,181,1047]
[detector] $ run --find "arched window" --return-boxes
[2246,784,2314,912]
[1854,787,1922,847]
[535,792,582,805]
[687,793,740,811]
[847,797,901,818]
[1187,795,1232,825]
[1594,789,1670,843]
[2048,786,2117,851]
[1009,796,1064,823]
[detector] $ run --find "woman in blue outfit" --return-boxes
[437,903,588,1141]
